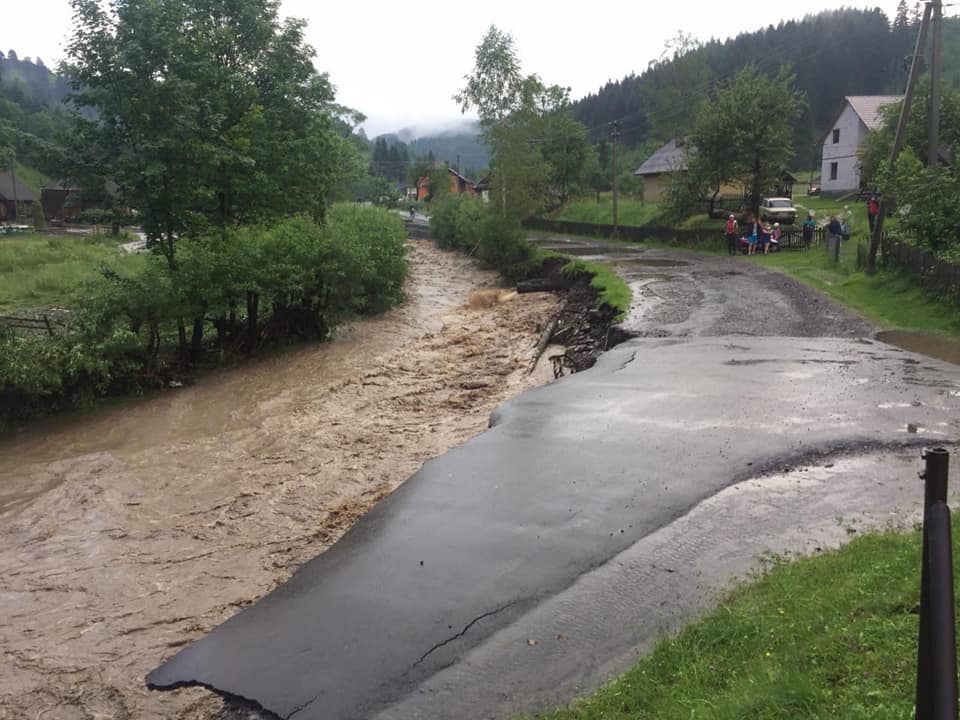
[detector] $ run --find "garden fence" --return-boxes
[882,236,960,307]
[523,218,826,250]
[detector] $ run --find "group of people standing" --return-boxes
[725,203,864,259]
[724,214,782,256]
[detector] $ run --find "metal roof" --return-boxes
[0,170,37,203]
[845,95,902,130]
[633,139,689,176]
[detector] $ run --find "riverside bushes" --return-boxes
[0,206,408,428]
[430,196,536,282]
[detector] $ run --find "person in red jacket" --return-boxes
[868,194,880,232]
[725,214,738,256]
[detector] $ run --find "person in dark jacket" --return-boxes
[827,215,842,262]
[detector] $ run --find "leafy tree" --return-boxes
[690,65,805,219]
[457,26,590,215]
[64,0,352,262]
[455,25,524,127]
[894,0,910,30]
[427,167,451,202]
[862,79,960,257]
[861,78,960,189]
[540,101,590,204]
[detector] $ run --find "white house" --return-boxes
[820,95,900,194]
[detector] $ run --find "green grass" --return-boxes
[529,517,941,720]
[10,161,50,197]
[0,233,141,314]
[752,239,960,339]
[535,249,632,319]
[552,195,662,227]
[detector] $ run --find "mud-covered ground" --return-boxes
[0,241,566,719]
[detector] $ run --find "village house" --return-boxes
[416,165,477,201]
[819,95,900,194]
[0,169,37,222]
[632,139,793,206]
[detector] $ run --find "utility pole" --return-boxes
[929,0,943,168]
[9,150,18,222]
[610,121,620,236]
[867,1,932,274]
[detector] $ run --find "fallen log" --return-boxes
[526,306,564,375]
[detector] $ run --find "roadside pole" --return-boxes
[611,121,620,238]
[9,150,18,222]
[867,2,931,275]
[928,0,943,168]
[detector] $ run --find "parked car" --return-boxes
[759,197,797,225]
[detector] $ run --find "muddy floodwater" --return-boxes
[876,330,960,366]
[0,241,563,719]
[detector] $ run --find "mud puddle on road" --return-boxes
[876,330,960,366]
[619,258,689,268]
[0,241,564,719]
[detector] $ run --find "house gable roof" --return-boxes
[633,139,690,176]
[847,95,902,130]
[820,95,901,144]
[0,170,37,203]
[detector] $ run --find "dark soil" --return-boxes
[527,256,634,374]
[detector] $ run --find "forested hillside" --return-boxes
[0,51,71,175]
[406,126,488,178]
[573,7,960,155]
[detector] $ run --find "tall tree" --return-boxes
[894,0,910,30]
[64,0,352,261]
[689,66,806,219]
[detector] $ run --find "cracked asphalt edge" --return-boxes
[373,442,956,720]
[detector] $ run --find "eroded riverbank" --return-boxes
[0,240,564,719]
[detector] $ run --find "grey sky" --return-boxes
[5,0,911,136]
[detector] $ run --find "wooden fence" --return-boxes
[0,314,64,336]
[882,235,960,307]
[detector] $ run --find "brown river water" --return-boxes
[0,241,563,719]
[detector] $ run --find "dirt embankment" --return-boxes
[0,241,576,719]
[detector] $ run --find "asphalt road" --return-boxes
[147,243,960,720]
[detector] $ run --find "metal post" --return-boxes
[916,447,953,720]
[927,503,958,720]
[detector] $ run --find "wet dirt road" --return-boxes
[0,241,563,719]
[532,235,874,339]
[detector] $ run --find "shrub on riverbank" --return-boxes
[430,197,536,282]
[0,207,408,428]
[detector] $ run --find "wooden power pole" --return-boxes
[610,120,620,236]
[929,0,943,168]
[867,1,932,274]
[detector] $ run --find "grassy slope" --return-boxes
[752,239,960,339]
[552,195,662,227]
[530,518,934,720]
[534,248,632,319]
[0,233,140,314]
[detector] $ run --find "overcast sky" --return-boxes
[4,0,917,137]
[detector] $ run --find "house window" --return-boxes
[829,162,838,181]
[832,128,840,144]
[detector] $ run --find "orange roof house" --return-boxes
[416,165,477,201]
